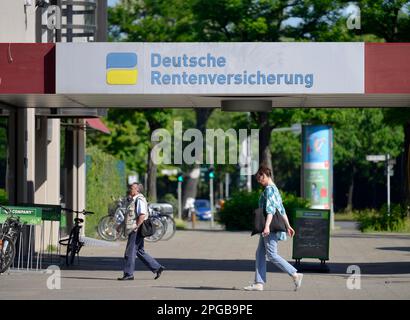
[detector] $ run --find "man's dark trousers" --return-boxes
[123,230,161,276]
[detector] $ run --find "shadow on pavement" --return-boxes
[376,247,410,252]
[56,257,410,275]
[61,276,121,281]
[331,233,410,240]
[154,285,240,291]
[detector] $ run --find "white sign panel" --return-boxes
[366,155,386,162]
[56,42,364,94]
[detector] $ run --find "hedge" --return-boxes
[219,189,310,231]
[85,146,126,237]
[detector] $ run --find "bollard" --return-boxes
[191,209,196,229]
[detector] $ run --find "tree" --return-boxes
[384,108,410,206]
[292,108,404,211]
[189,0,349,171]
[181,108,214,207]
[87,109,149,174]
[87,108,174,203]
[144,109,172,202]
[358,0,410,42]
[348,0,410,205]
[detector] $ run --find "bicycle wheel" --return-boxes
[161,215,176,241]
[119,224,128,241]
[0,235,16,274]
[97,215,120,241]
[144,216,166,242]
[66,230,78,266]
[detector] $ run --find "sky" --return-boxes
[106,1,360,28]
[108,0,119,7]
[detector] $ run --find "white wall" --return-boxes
[0,0,36,42]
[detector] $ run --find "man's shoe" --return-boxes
[117,275,134,281]
[293,273,303,291]
[154,266,165,280]
[243,283,263,291]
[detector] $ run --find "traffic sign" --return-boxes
[366,155,386,162]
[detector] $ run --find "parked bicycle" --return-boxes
[97,199,175,242]
[97,196,128,241]
[58,208,94,266]
[149,203,176,241]
[0,205,24,274]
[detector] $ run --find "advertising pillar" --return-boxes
[302,125,334,229]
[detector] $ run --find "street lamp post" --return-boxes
[366,154,395,215]
[208,167,215,229]
[177,173,183,220]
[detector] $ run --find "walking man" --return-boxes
[118,183,165,280]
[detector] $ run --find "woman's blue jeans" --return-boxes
[255,233,297,284]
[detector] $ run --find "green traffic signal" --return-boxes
[177,175,184,182]
[208,169,215,179]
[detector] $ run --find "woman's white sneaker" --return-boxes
[243,283,264,291]
[293,273,303,291]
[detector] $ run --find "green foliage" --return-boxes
[334,211,357,221]
[85,146,126,237]
[358,0,410,42]
[0,189,8,204]
[291,108,404,206]
[160,193,178,216]
[46,245,58,253]
[219,190,260,230]
[270,131,301,191]
[355,204,410,232]
[219,189,309,230]
[174,218,187,230]
[104,0,410,210]
[108,0,367,43]
[108,0,195,42]
[87,109,150,174]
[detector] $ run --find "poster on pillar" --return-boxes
[302,125,333,210]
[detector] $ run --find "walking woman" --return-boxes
[244,166,303,291]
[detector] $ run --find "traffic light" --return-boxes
[177,173,184,182]
[208,167,215,179]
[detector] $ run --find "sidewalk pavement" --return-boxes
[0,223,409,300]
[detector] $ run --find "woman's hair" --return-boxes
[256,166,272,179]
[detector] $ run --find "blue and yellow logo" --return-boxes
[106,52,138,85]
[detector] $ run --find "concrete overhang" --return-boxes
[0,93,409,109]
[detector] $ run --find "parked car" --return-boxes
[194,199,212,220]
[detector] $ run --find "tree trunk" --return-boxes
[346,165,356,212]
[182,108,213,207]
[257,112,273,172]
[146,117,163,202]
[147,142,157,202]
